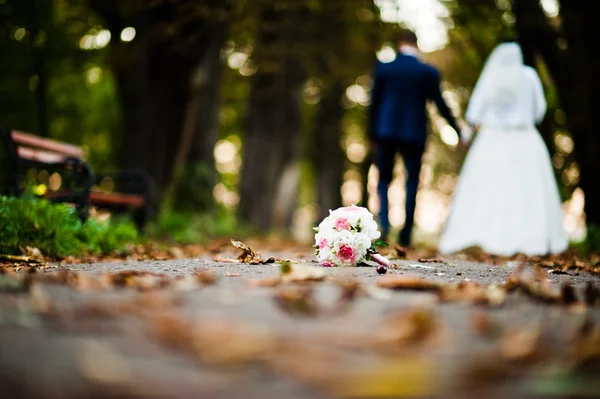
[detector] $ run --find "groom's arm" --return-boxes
[426,67,461,138]
[369,62,383,143]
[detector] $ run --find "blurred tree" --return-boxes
[310,0,379,222]
[0,0,121,168]
[238,1,306,231]
[89,0,231,208]
[239,0,380,231]
[513,0,600,228]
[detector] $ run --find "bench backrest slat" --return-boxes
[11,130,85,159]
[17,147,68,164]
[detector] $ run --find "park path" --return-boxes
[1,240,600,399]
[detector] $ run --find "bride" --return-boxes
[438,41,568,256]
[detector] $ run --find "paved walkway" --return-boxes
[1,248,600,399]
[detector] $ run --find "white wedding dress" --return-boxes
[438,43,568,256]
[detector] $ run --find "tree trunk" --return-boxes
[514,0,600,227]
[313,81,345,221]
[91,0,227,202]
[239,5,305,232]
[171,24,227,211]
[26,0,49,137]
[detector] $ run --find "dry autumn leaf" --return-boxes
[584,282,600,306]
[377,275,441,291]
[274,286,319,317]
[281,264,326,283]
[152,314,276,366]
[247,277,282,287]
[325,356,436,398]
[470,310,498,338]
[375,309,438,348]
[499,325,542,362]
[231,239,276,264]
[418,258,446,263]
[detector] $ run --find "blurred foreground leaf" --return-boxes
[327,356,435,398]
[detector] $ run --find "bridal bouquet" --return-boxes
[314,205,391,270]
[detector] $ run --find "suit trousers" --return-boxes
[375,139,425,246]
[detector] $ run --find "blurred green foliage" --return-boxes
[146,207,252,244]
[0,196,138,256]
[574,225,600,256]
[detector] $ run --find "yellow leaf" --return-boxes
[328,356,436,398]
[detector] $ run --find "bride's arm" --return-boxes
[527,67,547,124]
[465,83,485,126]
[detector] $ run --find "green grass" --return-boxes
[0,196,139,257]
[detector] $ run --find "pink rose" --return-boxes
[345,205,360,211]
[335,217,351,231]
[337,244,356,264]
[321,260,334,267]
[318,238,328,249]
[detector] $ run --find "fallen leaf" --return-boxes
[274,286,318,317]
[77,340,132,385]
[0,254,44,264]
[499,326,542,362]
[548,269,572,275]
[0,274,26,292]
[29,282,52,313]
[561,283,578,305]
[280,261,292,275]
[225,273,241,277]
[194,269,217,285]
[231,239,276,264]
[470,310,498,338]
[572,320,600,363]
[169,247,186,259]
[213,257,239,263]
[24,246,44,259]
[375,309,438,348]
[66,291,181,319]
[377,275,440,291]
[458,352,512,391]
[438,282,506,306]
[584,282,600,306]
[68,273,112,291]
[326,356,435,398]
[281,264,326,283]
[172,275,200,291]
[247,277,282,287]
[106,270,170,291]
[333,279,361,314]
[191,320,276,366]
[418,258,446,263]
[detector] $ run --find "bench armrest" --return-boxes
[95,169,157,209]
[18,157,94,197]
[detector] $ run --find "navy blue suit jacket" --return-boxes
[369,52,460,143]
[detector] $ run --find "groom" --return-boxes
[369,30,461,247]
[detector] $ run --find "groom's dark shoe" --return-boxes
[398,229,411,248]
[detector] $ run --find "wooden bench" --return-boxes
[0,127,157,230]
